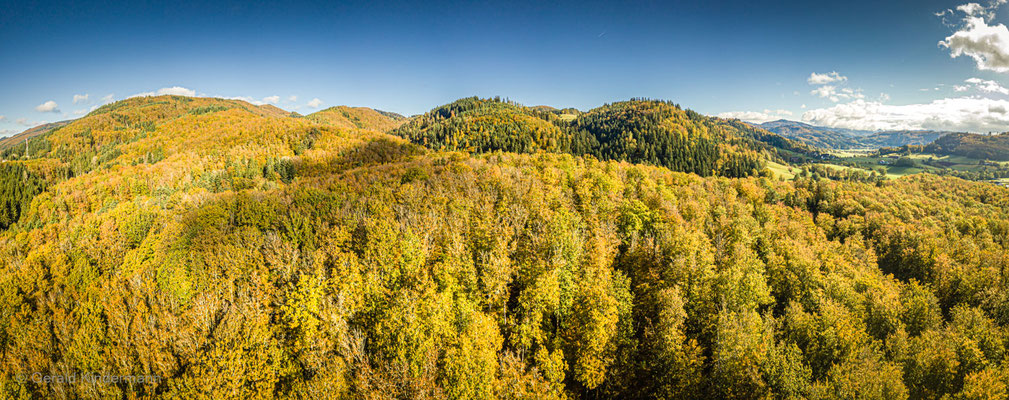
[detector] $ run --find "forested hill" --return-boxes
[393,97,815,178]
[306,105,407,132]
[924,132,1009,161]
[5,95,1009,399]
[757,120,864,149]
[0,120,74,152]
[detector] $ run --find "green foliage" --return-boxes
[393,97,818,178]
[0,163,46,229]
[188,105,231,115]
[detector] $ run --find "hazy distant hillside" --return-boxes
[861,130,947,148]
[394,97,814,178]
[306,105,407,132]
[757,120,864,149]
[0,120,73,152]
[757,119,949,150]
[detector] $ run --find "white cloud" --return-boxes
[307,98,323,108]
[288,95,298,102]
[811,85,838,100]
[965,77,1009,93]
[101,94,115,103]
[958,2,988,18]
[73,94,89,104]
[156,86,196,96]
[73,109,88,116]
[717,109,794,124]
[810,85,866,102]
[940,0,1009,72]
[801,96,1009,132]
[956,1,1006,20]
[35,100,59,113]
[807,71,848,85]
[879,93,891,101]
[262,95,280,104]
[132,86,196,98]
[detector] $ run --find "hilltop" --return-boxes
[2,95,1009,399]
[923,132,1009,161]
[306,105,407,132]
[393,97,815,178]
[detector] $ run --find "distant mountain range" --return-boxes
[754,119,952,150]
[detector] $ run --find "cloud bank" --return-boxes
[801,97,1009,132]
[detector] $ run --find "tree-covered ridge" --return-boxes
[4,95,1009,399]
[574,100,815,177]
[394,97,816,179]
[306,105,407,132]
[391,96,583,154]
[924,132,1009,161]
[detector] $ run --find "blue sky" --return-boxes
[3,0,1009,135]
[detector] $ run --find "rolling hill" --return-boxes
[3,95,1009,399]
[306,105,407,132]
[757,120,866,149]
[924,132,1009,161]
[393,97,816,178]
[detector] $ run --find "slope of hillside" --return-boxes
[925,132,1009,161]
[394,97,815,178]
[391,96,581,153]
[4,95,1009,399]
[758,120,865,149]
[862,130,946,148]
[0,120,73,152]
[306,105,407,132]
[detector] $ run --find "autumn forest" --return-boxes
[3,95,1009,400]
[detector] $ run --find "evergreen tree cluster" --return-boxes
[393,97,814,179]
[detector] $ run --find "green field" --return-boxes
[826,151,1009,181]
[766,160,796,180]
